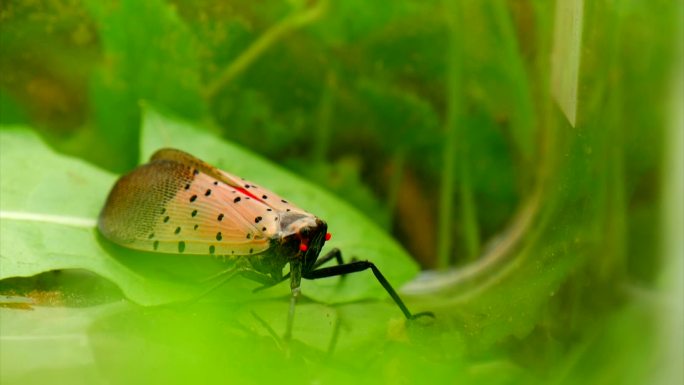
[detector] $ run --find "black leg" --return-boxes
[313,248,355,285]
[312,248,344,269]
[252,248,347,293]
[302,261,434,320]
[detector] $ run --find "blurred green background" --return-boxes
[0,0,682,384]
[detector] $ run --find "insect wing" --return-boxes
[151,149,310,215]
[99,157,278,256]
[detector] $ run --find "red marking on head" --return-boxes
[325,232,331,241]
[299,243,308,252]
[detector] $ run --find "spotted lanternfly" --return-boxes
[99,148,432,338]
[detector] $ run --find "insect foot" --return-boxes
[408,311,436,328]
[410,311,435,320]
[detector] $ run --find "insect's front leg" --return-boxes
[312,247,344,269]
[251,248,347,293]
[303,260,434,320]
[313,248,357,283]
[284,262,303,342]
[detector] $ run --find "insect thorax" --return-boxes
[245,216,328,282]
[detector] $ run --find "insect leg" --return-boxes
[312,247,344,269]
[284,287,301,342]
[312,247,354,285]
[284,261,303,342]
[303,261,434,320]
[195,266,275,302]
[253,248,347,294]
[174,267,240,308]
[251,278,286,293]
[200,264,240,284]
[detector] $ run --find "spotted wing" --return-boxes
[151,148,310,215]
[99,156,278,256]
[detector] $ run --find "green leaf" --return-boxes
[140,105,420,304]
[83,0,206,171]
[0,298,445,385]
[0,128,203,304]
[0,109,420,308]
[0,303,126,384]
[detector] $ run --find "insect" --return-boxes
[99,148,433,338]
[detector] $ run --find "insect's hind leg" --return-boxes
[195,264,274,302]
[303,260,434,320]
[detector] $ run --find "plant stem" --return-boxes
[313,70,336,164]
[437,2,464,269]
[385,149,405,226]
[491,1,536,167]
[205,0,327,99]
[460,143,480,261]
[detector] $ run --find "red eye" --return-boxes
[325,233,331,241]
[299,243,308,252]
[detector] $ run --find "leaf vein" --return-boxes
[0,211,96,228]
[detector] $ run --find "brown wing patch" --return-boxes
[99,156,278,256]
[98,159,192,244]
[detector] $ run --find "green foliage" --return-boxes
[0,106,418,306]
[0,0,680,384]
[140,105,419,303]
[0,126,244,305]
[0,108,428,384]
[84,0,206,171]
